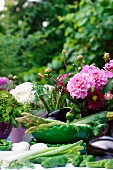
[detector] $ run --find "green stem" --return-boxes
[19,140,83,162]
[39,95,51,113]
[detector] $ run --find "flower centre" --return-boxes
[110,68,113,73]
[92,95,98,101]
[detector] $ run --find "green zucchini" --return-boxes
[72,111,113,125]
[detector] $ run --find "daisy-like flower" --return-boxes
[81,65,108,90]
[87,89,104,109]
[67,73,95,99]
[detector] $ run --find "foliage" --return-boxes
[58,0,113,68]
[0,90,31,127]
[0,0,76,82]
[1,0,113,82]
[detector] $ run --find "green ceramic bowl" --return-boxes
[32,124,94,144]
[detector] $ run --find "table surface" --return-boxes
[0,164,110,170]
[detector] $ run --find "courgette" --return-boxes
[72,111,113,125]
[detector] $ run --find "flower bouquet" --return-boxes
[16,51,113,144]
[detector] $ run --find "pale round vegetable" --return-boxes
[30,143,48,151]
[11,141,30,151]
[19,141,30,148]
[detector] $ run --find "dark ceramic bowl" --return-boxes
[0,122,12,139]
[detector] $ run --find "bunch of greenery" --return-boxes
[0,90,31,127]
[58,0,113,68]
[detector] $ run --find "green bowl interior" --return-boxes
[32,125,93,144]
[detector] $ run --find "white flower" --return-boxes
[10,82,35,104]
[10,82,54,107]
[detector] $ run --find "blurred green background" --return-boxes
[0,0,113,83]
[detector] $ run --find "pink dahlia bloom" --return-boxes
[104,70,113,78]
[81,65,99,73]
[103,60,113,78]
[104,59,113,72]
[91,69,108,90]
[81,65,108,90]
[67,73,95,99]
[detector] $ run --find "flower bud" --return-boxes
[104,52,110,61]
[45,68,52,73]
[62,49,66,55]
[37,73,44,79]
[104,92,113,100]
[78,67,82,71]
[76,55,83,61]
[8,74,13,80]
[13,75,18,80]
[82,60,85,65]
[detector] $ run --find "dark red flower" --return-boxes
[87,89,104,109]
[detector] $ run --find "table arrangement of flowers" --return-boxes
[1,51,113,169]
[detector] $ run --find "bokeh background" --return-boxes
[0,0,113,83]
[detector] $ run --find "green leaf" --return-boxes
[102,79,113,94]
[32,124,93,144]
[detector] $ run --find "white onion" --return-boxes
[30,143,48,151]
[11,141,30,151]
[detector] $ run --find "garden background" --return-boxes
[0,0,113,84]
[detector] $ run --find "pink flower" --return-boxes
[104,59,113,72]
[81,65,108,90]
[104,92,113,100]
[87,89,104,109]
[104,70,113,78]
[103,60,113,78]
[0,77,9,90]
[91,69,108,90]
[81,65,99,73]
[57,74,69,86]
[0,77,9,86]
[57,73,69,94]
[67,73,95,99]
